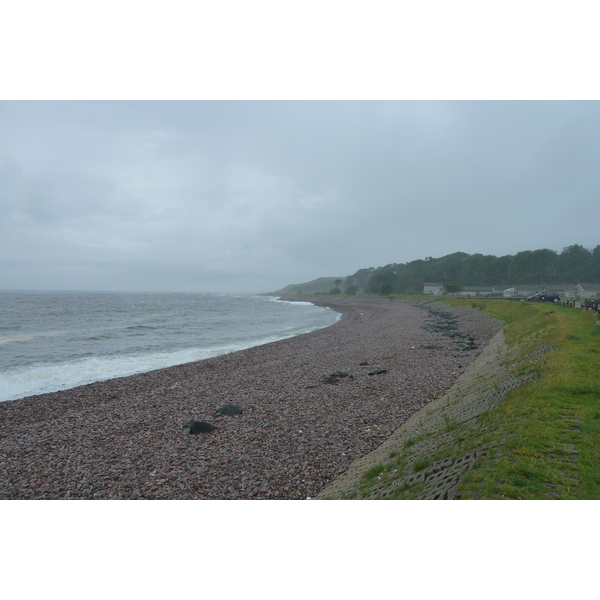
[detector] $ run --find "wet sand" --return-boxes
[0,296,500,499]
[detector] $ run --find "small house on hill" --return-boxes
[511,285,545,297]
[545,284,578,299]
[577,283,600,299]
[459,286,494,297]
[493,285,513,295]
[423,283,444,295]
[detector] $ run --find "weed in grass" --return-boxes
[515,364,537,377]
[358,459,409,497]
[364,464,387,480]
[558,383,600,396]
[388,481,424,499]
[443,416,459,432]
[405,434,423,447]
[413,458,431,472]
[339,490,357,500]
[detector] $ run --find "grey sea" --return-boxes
[0,291,340,402]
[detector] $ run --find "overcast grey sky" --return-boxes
[1,100,599,293]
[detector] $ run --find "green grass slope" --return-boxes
[320,299,600,500]
[267,277,346,296]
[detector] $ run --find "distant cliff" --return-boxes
[267,277,345,296]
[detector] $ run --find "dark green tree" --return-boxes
[380,282,394,296]
[445,282,463,293]
[591,245,600,282]
[350,268,374,292]
[530,249,558,282]
[350,245,598,295]
[558,244,592,282]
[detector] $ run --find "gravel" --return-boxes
[0,297,501,500]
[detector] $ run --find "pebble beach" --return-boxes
[0,297,501,500]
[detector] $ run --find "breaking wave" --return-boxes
[0,292,340,402]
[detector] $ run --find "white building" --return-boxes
[510,285,545,297]
[546,284,578,299]
[577,283,600,299]
[459,286,494,297]
[423,283,445,295]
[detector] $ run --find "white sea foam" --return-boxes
[0,331,64,344]
[269,296,322,307]
[0,322,336,402]
[0,291,341,402]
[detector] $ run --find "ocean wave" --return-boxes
[0,320,339,402]
[270,297,316,307]
[0,331,64,344]
[0,293,341,402]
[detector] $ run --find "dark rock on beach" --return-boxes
[420,303,481,353]
[323,370,361,384]
[367,369,388,376]
[214,403,243,417]
[323,371,351,384]
[183,420,217,435]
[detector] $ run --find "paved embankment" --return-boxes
[317,325,549,499]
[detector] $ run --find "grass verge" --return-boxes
[356,299,600,499]
[447,299,600,499]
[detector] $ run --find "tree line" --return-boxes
[342,245,600,295]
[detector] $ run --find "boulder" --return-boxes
[213,403,243,417]
[183,420,217,435]
[323,371,351,384]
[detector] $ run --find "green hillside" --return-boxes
[348,244,600,295]
[268,277,345,296]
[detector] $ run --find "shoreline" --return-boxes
[0,293,341,404]
[0,296,501,499]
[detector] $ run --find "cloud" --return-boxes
[1,101,599,292]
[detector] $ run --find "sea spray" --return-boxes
[0,292,340,401]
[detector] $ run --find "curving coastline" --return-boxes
[0,296,501,500]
